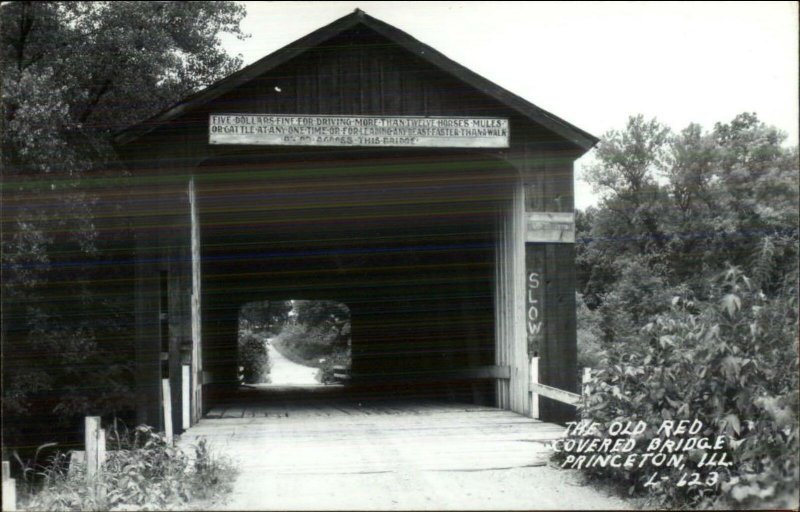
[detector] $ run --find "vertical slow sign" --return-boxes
[526,247,545,356]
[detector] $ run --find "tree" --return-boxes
[573,114,798,508]
[578,113,798,344]
[292,300,351,342]
[1,1,247,446]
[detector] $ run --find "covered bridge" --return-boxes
[114,9,597,433]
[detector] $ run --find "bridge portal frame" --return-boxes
[115,9,596,432]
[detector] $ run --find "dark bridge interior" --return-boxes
[196,149,518,407]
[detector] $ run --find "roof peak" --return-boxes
[114,9,597,150]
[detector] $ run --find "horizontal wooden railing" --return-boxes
[529,356,591,420]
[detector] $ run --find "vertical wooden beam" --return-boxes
[530,356,540,420]
[189,178,203,424]
[495,177,529,415]
[509,179,529,415]
[494,196,510,409]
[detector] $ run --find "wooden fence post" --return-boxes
[97,428,106,467]
[581,367,592,419]
[83,416,108,504]
[2,460,16,511]
[85,416,101,480]
[530,356,540,420]
[182,364,191,431]
[162,378,173,444]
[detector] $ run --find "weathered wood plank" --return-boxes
[180,401,565,476]
[529,384,580,406]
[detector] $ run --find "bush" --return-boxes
[316,351,352,385]
[238,330,270,384]
[566,267,799,509]
[20,424,237,511]
[577,292,606,369]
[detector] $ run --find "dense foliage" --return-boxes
[20,425,236,511]
[272,300,351,382]
[1,1,246,448]
[572,113,799,508]
[237,330,271,384]
[235,300,351,384]
[236,301,292,383]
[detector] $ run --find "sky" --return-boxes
[220,1,799,209]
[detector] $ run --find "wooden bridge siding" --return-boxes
[131,156,176,429]
[125,139,198,431]
[520,143,581,422]
[216,31,427,116]
[184,28,561,153]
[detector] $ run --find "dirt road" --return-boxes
[266,341,319,385]
[180,400,631,510]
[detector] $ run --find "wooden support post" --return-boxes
[85,416,101,480]
[182,364,191,430]
[530,356,540,420]
[97,428,106,467]
[581,367,592,419]
[96,427,107,503]
[2,460,16,511]
[162,378,173,444]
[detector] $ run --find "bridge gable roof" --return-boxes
[114,9,597,152]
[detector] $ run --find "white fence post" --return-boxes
[530,356,540,420]
[85,416,101,480]
[182,364,191,430]
[581,367,592,418]
[2,460,16,511]
[162,378,173,444]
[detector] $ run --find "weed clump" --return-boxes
[19,424,237,511]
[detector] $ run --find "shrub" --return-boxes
[566,267,799,509]
[316,351,353,385]
[577,292,606,369]
[20,424,237,511]
[238,330,270,384]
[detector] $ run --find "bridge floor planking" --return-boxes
[179,397,631,510]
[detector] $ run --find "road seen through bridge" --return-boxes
[265,340,319,386]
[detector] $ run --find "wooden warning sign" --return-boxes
[209,114,509,148]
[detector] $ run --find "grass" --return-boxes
[17,424,237,511]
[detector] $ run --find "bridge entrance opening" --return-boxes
[199,149,517,412]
